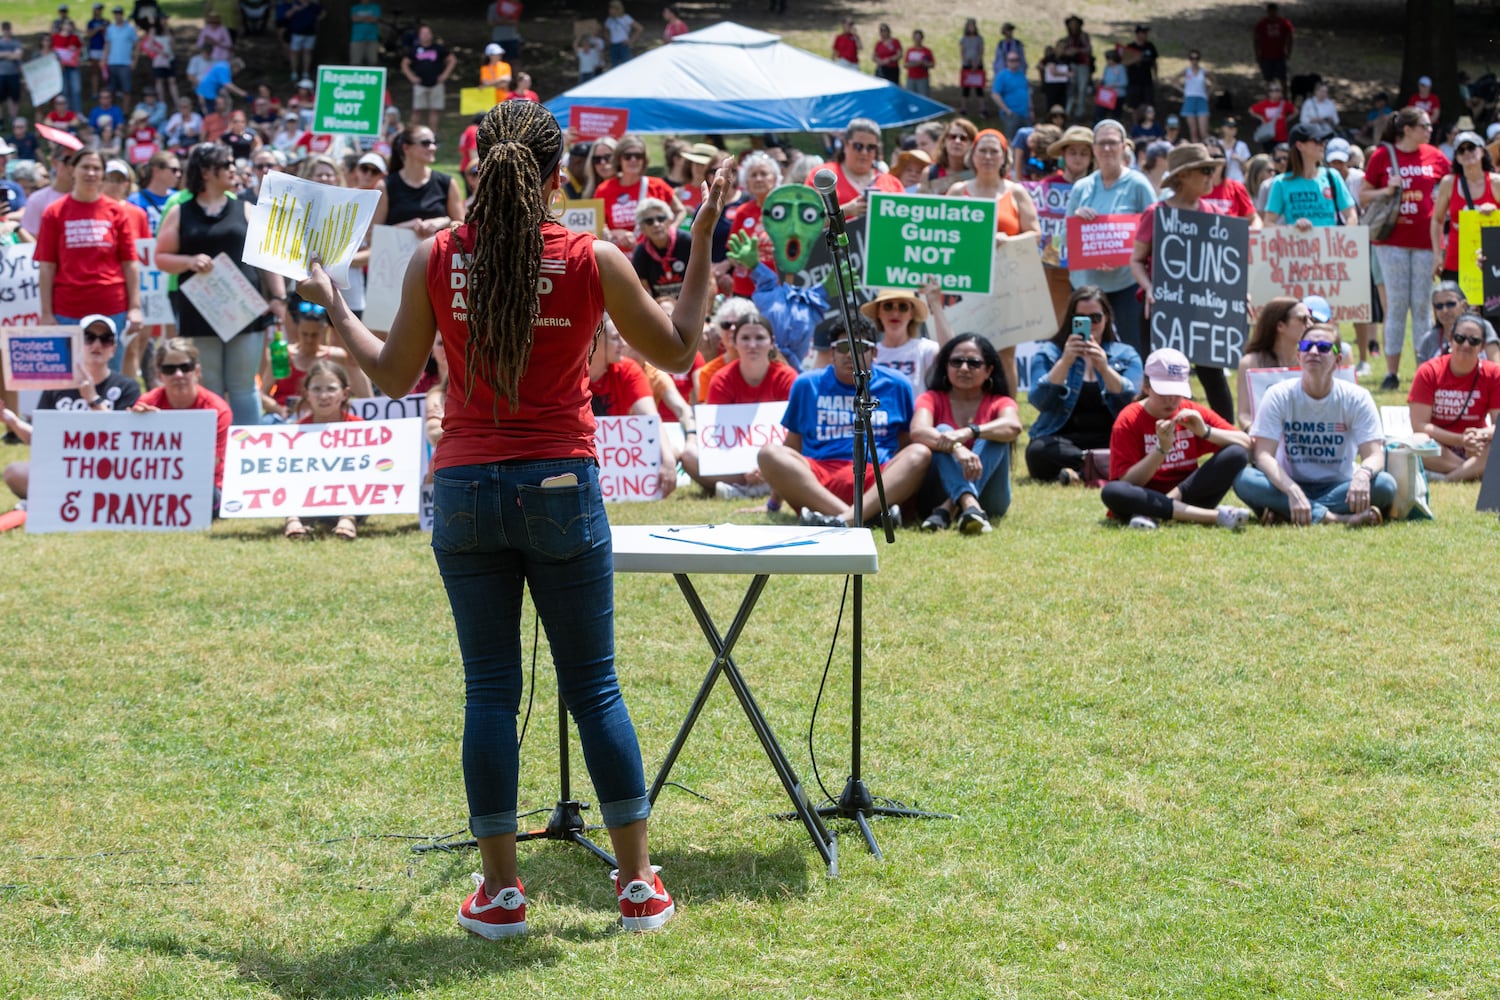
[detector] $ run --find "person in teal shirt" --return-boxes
[1263,123,1356,228]
[350,3,382,66]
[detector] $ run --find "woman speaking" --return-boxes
[298,101,729,939]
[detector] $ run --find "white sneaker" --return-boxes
[715,480,771,500]
[1128,516,1158,530]
[1355,361,1372,378]
[1216,506,1252,530]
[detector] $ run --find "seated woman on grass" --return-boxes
[1102,347,1254,530]
[910,334,1021,535]
[1233,324,1393,526]
[1235,296,1310,430]
[1026,285,1143,483]
[1414,282,1500,365]
[283,359,367,541]
[1406,313,1500,482]
[132,337,232,514]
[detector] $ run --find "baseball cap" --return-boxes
[297,78,314,90]
[0,139,15,156]
[1166,114,1180,127]
[1143,348,1193,396]
[104,158,131,177]
[356,152,387,173]
[1453,130,1485,152]
[484,43,502,56]
[1303,295,1332,323]
[1418,75,1432,87]
[1324,137,1352,163]
[79,313,118,338]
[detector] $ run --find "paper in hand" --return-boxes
[242,170,380,289]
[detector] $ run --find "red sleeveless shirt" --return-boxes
[428,220,605,471]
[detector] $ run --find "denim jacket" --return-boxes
[1027,339,1143,439]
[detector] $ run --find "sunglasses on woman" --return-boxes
[638,215,670,226]
[947,356,986,369]
[159,361,196,375]
[1451,332,1485,347]
[848,141,880,154]
[879,300,912,312]
[297,301,327,317]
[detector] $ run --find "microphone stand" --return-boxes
[808,192,952,859]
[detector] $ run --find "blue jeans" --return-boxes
[431,458,650,839]
[107,63,132,95]
[60,66,83,120]
[193,331,264,425]
[608,42,632,66]
[933,423,1012,518]
[1233,468,1397,523]
[57,311,127,376]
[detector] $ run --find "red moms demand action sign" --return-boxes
[569,106,629,140]
[1066,214,1140,270]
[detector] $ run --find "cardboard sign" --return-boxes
[560,198,607,237]
[943,236,1058,351]
[22,54,62,107]
[178,253,270,342]
[1023,180,1071,268]
[1244,366,1359,421]
[361,225,420,332]
[219,418,423,517]
[1149,207,1249,368]
[1478,444,1500,513]
[26,410,216,533]
[1458,210,1500,307]
[0,243,42,327]
[596,414,663,501]
[348,393,427,422]
[569,106,630,140]
[312,66,388,136]
[243,170,381,289]
[1482,228,1500,316]
[1066,214,1138,270]
[1248,225,1370,322]
[693,402,789,475]
[135,238,172,326]
[459,87,500,116]
[864,193,996,294]
[2,325,82,391]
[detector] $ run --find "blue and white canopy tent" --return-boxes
[544,22,951,134]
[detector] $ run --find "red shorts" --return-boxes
[805,457,885,504]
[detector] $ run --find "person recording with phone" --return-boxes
[296,101,731,939]
[1026,286,1142,482]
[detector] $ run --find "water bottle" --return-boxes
[270,326,291,379]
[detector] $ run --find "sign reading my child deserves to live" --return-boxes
[1149,206,1249,368]
[863,193,996,294]
[219,418,422,517]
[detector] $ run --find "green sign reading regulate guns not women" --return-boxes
[313,66,388,137]
[863,192,997,295]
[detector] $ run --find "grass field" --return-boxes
[4,428,1500,997]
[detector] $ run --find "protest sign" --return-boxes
[1023,180,1071,268]
[313,66,387,136]
[1248,226,1370,321]
[34,122,82,151]
[1458,210,1500,306]
[219,418,423,517]
[362,226,421,331]
[863,193,997,294]
[27,410,216,533]
[596,414,663,501]
[560,198,607,237]
[693,402,788,476]
[178,253,270,342]
[569,106,630,140]
[22,54,61,107]
[2,325,81,391]
[460,87,501,116]
[243,170,381,288]
[1244,366,1358,420]
[135,239,172,326]
[944,236,1058,350]
[1483,228,1500,316]
[348,393,427,422]
[1149,207,1249,368]
[0,243,42,327]
[1066,214,1138,269]
[1478,446,1500,513]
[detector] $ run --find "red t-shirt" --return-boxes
[904,46,934,79]
[44,109,83,132]
[832,32,858,63]
[594,175,676,231]
[1248,99,1296,142]
[1443,173,1499,271]
[1407,357,1500,433]
[1253,15,1293,60]
[914,390,1016,431]
[458,124,478,176]
[1201,179,1257,219]
[589,358,652,416]
[671,351,704,405]
[805,161,904,207]
[127,126,159,165]
[708,360,797,405]
[873,38,901,68]
[427,221,604,471]
[1407,93,1441,120]
[136,384,232,490]
[1363,143,1450,249]
[1109,399,1234,493]
[112,195,152,241]
[724,197,774,297]
[52,33,83,67]
[34,195,139,316]
[294,132,337,155]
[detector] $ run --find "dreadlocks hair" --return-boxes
[464,101,563,413]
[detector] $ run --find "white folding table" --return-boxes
[612,524,880,875]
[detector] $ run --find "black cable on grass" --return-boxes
[806,574,851,809]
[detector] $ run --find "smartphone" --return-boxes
[1071,316,1092,341]
[540,473,578,489]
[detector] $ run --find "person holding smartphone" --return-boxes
[297,101,731,938]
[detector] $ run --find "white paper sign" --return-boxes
[943,237,1057,351]
[22,54,62,107]
[242,170,380,289]
[27,410,216,533]
[1248,226,1371,322]
[1245,366,1358,421]
[178,252,270,342]
[693,401,789,475]
[218,418,423,517]
[361,225,420,331]
[348,393,427,422]
[596,414,663,501]
[0,243,42,327]
[135,238,173,326]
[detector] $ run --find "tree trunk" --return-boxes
[1403,0,1458,126]
[316,5,351,70]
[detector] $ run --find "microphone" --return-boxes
[812,168,847,243]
